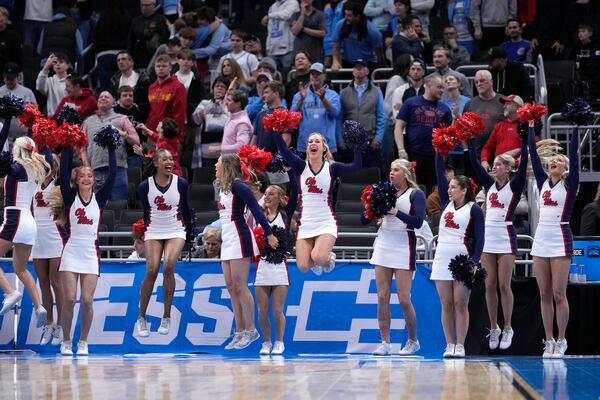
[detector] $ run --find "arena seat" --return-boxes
[120,209,144,226]
[127,167,142,188]
[335,200,364,213]
[340,167,381,184]
[192,167,216,184]
[101,209,116,231]
[106,200,128,222]
[188,183,216,202]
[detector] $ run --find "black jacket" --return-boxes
[580,200,600,236]
[490,61,532,102]
[109,68,152,120]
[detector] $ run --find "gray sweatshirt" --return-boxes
[470,0,517,29]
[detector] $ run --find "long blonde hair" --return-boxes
[390,158,419,189]
[219,154,258,193]
[12,137,50,183]
[308,133,334,163]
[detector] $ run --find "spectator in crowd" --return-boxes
[340,59,386,170]
[0,7,23,73]
[292,62,341,155]
[580,183,600,236]
[471,0,517,52]
[463,69,504,152]
[251,80,290,188]
[245,34,268,63]
[384,54,412,122]
[479,94,527,170]
[194,228,222,258]
[127,0,169,69]
[363,0,395,36]
[394,75,452,194]
[410,0,435,34]
[109,51,151,119]
[323,0,347,67]
[138,117,184,176]
[83,91,140,201]
[572,23,600,99]
[331,1,384,71]
[447,0,475,56]
[384,0,410,62]
[391,15,430,62]
[92,0,131,92]
[531,0,567,61]
[262,0,300,71]
[191,76,230,168]
[174,48,206,124]
[439,25,470,67]
[247,72,274,122]
[54,75,98,120]
[219,59,250,93]
[430,46,472,97]
[36,5,84,73]
[217,30,259,84]
[285,51,312,108]
[146,36,182,78]
[128,220,146,260]
[291,0,326,63]
[500,18,532,62]
[114,85,146,168]
[208,89,252,156]
[36,52,69,116]
[487,46,531,101]
[177,26,198,50]
[391,58,427,118]
[146,54,187,132]
[442,74,469,122]
[22,0,53,52]
[426,161,455,220]
[0,63,37,149]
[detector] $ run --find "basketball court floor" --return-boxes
[1,353,599,399]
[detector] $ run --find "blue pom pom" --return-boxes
[342,120,369,150]
[517,120,542,139]
[0,151,14,177]
[0,95,25,119]
[57,105,82,125]
[264,225,293,264]
[561,98,595,126]
[267,152,287,173]
[448,254,487,289]
[368,181,398,218]
[93,125,123,150]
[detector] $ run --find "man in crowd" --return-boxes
[36,53,69,115]
[440,25,470,67]
[114,85,147,168]
[146,55,187,133]
[127,0,169,69]
[500,19,532,62]
[109,51,151,120]
[488,46,532,101]
[54,75,98,120]
[0,63,36,149]
[430,47,472,97]
[291,0,326,63]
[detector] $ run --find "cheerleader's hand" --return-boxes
[267,234,279,249]
[388,207,397,215]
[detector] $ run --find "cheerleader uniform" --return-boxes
[138,174,191,241]
[0,118,38,245]
[530,127,579,258]
[58,147,115,275]
[32,180,68,258]
[431,155,485,281]
[219,180,273,261]
[273,132,362,240]
[468,137,528,254]
[368,187,426,270]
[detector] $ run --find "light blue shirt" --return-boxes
[192,24,232,59]
[292,85,341,152]
[332,19,382,63]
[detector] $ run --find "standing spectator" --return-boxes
[219,59,250,93]
[442,74,469,122]
[35,53,69,116]
[531,0,567,61]
[440,24,470,67]
[22,0,53,53]
[175,48,206,124]
[463,69,504,151]
[177,26,198,50]
[263,0,300,72]
[83,91,140,201]
[391,57,427,119]
[394,75,453,194]
[114,85,147,168]
[292,62,341,154]
[332,1,384,70]
[245,34,268,63]
[500,18,532,62]
[109,51,151,120]
[447,0,475,56]
[363,0,395,36]
[146,54,187,132]
[384,0,411,62]
[36,6,84,73]
[192,7,232,83]
[0,63,37,149]
[285,51,312,108]
[572,23,600,100]
[487,46,531,101]
[430,46,472,97]
[208,90,252,155]
[0,7,23,73]
[384,54,412,121]
[580,183,600,236]
[127,0,169,69]
[391,15,431,62]
[291,0,327,63]
[340,59,386,170]
[54,75,98,120]
[410,0,435,34]
[217,30,260,83]
[323,0,347,67]
[471,0,517,52]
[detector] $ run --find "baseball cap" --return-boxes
[3,63,19,79]
[488,46,508,60]
[411,58,427,71]
[352,59,369,68]
[257,72,272,82]
[500,95,524,106]
[309,62,325,74]
[246,34,259,42]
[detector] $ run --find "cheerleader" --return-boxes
[55,144,115,356]
[431,153,484,358]
[217,154,278,350]
[136,148,192,337]
[529,123,578,358]
[468,135,528,351]
[274,132,362,274]
[367,159,426,356]
[256,178,297,356]
[0,117,48,326]
[33,150,67,345]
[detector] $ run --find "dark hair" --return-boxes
[451,175,475,203]
[161,118,179,139]
[579,23,594,33]
[401,14,420,30]
[394,0,410,7]
[117,85,134,96]
[231,29,247,40]
[505,18,520,27]
[66,75,84,87]
[54,52,70,64]
[116,50,133,60]
[196,6,216,22]
[178,26,198,40]
[155,54,171,65]
[266,80,285,98]
[227,89,248,109]
[392,54,412,79]
[341,1,367,41]
[177,48,195,61]
[257,61,276,73]
[294,50,312,63]
[212,75,230,90]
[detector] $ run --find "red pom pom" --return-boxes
[286,111,302,131]
[18,104,43,128]
[253,225,266,256]
[237,144,273,173]
[432,125,459,156]
[360,185,373,208]
[263,109,303,133]
[455,112,485,140]
[517,103,548,123]
[132,218,146,239]
[32,118,58,149]
[53,122,88,148]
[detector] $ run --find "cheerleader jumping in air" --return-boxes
[217,154,278,350]
[467,132,528,351]
[366,159,426,356]
[0,116,49,327]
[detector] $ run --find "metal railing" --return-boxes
[455,63,537,96]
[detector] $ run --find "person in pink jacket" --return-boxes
[208,89,253,155]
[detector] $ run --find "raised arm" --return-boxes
[330,147,363,178]
[566,127,579,190]
[96,148,116,208]
[468,138,494,190]
[59,147,76,208]
[510,136,529,193]
[284,170,298,227]
[528,125,547,190]
[233,180,273,236]
[435,153,449,207]
[273,131,305,172]
[470,205,485,263]
[394,189,426,229]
